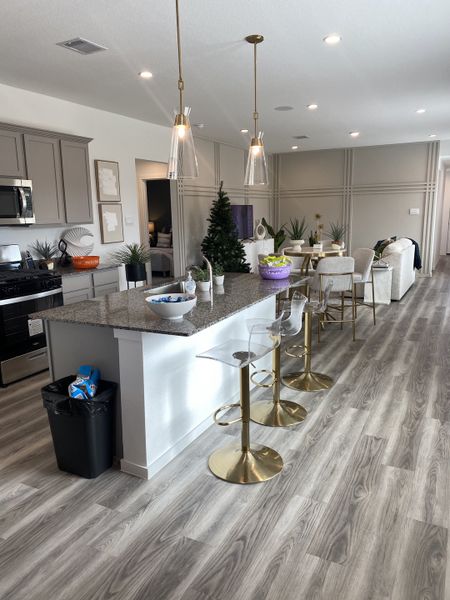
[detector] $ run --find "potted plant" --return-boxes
[285,217,308,248]
[261,218,286,252]
[30,240,58,270]
[111,243,151,282]
[212,264,225,286]
[326,222,347,249]
[192,266,211,291]
[258,254,292,280]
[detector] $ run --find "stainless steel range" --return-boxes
[0,244,63,386]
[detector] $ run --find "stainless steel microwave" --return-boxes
[0,178,34,225]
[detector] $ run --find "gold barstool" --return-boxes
[283,306,334,392]
[250,292,309,427]
[197,316,284,484]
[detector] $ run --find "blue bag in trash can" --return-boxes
[68,365,101,400]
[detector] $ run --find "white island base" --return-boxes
[46,296,275,479]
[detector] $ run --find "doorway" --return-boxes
[135,159,182,282]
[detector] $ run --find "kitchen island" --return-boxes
[34,273,301,479]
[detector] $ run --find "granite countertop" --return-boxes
[54,263,117,277]
[33,273,306,337]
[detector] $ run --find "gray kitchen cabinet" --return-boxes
[62,267,119,305]
[94,282,119,297]
[0,129,26,177]
[24,134,65,225]
[63,288,94,305]
[60,140,93,224]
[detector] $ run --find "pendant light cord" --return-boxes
[176,0,184,114]
[253,42,258,138]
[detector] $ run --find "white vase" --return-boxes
[254,219,267,240]
[290,239,304,251]
[197,280,210,292]
[213,275,224,286]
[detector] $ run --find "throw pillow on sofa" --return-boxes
[374,237,396,258]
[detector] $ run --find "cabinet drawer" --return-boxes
[63,288,93,305]
[62,273,92,293]
[92,268,119,287]
[94,282,119,298]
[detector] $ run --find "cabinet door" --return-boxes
[0,129,25,177]
[63,288,93,305]
[24,134,65,224]
[94,282,119,297]
[60,140,93,224]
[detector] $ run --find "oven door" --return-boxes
[0,179,35,225]
[0,288,63,385]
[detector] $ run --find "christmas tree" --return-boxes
[201,182,250,272]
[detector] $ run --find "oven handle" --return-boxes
[18,187,27,216]
[0,287,62,306]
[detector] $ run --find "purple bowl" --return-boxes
[259,264,292,280]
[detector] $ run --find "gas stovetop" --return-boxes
[0,269,62,300]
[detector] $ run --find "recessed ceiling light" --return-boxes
[416,108,426,114]
[349,131,360,138]
[307,104,318,110]
[193,123,205,128]
[274,106,294,111]
[429,134,437,138]
[139,71,153,79]
[323,34,342,45]
[240,129,249,133]
[291,145,299,150]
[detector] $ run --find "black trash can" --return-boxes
[42,376,117,479]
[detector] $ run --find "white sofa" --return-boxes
[381,238,415,300]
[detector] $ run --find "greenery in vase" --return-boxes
[30,240,58,260]
[201,182,250,273]
[212,263,224,276]
[111,243,151,265]
[261,218,286,252]
[259,255,292,267]
[326,222,347,243]
[192,266,210,282]
[285,217,308,241]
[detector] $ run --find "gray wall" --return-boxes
[176,138,273,268]
[275,141,440,275]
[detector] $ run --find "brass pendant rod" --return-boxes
[175,0,184,115]
[253,42,258,139]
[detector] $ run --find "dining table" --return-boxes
[283,245,346,275]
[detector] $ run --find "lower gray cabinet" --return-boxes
[62,268,119,305]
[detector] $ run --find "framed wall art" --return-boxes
[99,203,124,244]
[95,160,121,202]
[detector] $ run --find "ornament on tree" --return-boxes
[201,182,250,273]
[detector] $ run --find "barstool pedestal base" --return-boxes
[251,399,307,427]
[208,442,283,484]
[282,371,334,392]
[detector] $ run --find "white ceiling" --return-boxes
[1,0,450,153]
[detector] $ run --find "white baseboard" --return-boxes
[120,414,212,480]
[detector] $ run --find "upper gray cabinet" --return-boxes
[24,134,65,225]
[0,129,26,178]
[60,140,92,224]
[0,122,93,226]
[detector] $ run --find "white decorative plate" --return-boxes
[62,227,94,256]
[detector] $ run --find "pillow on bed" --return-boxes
[157,232,172,248]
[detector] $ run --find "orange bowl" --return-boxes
[72,256,100,270]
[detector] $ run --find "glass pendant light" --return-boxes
[167,0,199,180]
[244,34,268,186]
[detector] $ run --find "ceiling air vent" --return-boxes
[57,37,108,55]
[293,135,309,140]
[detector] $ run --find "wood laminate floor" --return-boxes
[1,259,450,600]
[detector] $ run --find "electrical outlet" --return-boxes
[125,215,134,225]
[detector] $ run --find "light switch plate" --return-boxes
[125,215,134,225]
[409,208,420,215]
